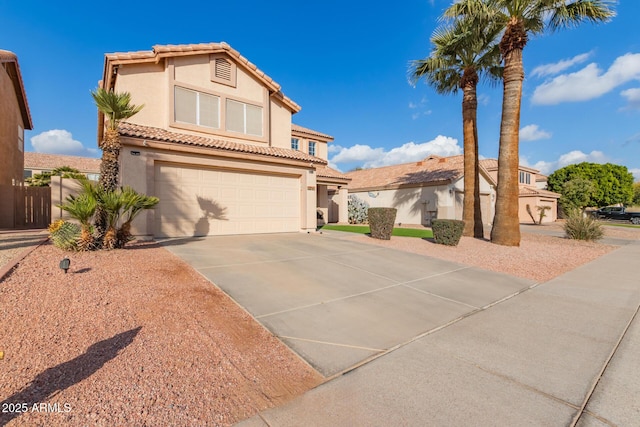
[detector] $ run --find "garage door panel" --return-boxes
[154,163,300,237]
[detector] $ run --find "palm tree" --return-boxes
[91,89,144,193]
[410,15,502,238]
[446,0,615,246]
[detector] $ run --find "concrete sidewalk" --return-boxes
[238,240,640,426]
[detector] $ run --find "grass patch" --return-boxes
[320,224,433,239]
[602,223,640,229]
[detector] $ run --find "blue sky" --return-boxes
[2,0,639,180]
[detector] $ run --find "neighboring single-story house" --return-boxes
[345,155,497,226]
[0,49,32,187]
[99,42,349,238]
[23,152,101,181]
[479,159,560,224]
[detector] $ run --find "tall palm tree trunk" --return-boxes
[461,70,484,238]
[491,23,525,246]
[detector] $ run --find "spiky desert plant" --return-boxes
[564,209,603,241]
[348,195,369,224]
[49,220,81,251]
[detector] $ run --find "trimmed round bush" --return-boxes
[368,208,397,240]
[431,219,465,246]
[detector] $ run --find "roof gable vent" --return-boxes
[210,55,236,87]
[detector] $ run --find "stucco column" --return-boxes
[317,184,328,225]
[303,169,317,231]
[338,186,348,224]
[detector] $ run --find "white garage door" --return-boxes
[154,163,300,237]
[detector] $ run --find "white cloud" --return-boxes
[409,97,431,120]
[621,88,640,110]
[532,53,640,105]
[477,94,490,106]
[31,129,98,156]
[520,124,551,141]
[630,168,640,181]
[522,150,609,175]
[531,52,592,78]
[329,135,462,168]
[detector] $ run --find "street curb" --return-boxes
[0,236,49,283]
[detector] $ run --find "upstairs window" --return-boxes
[18,125,24,152]
[308,141,316,156]
[226,99,262,136]
[291,138,299,150]
[519,171,531,185]
[174,86,220,129]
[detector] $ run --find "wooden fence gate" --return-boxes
[13,186,51,229]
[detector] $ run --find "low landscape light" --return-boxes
[59,258,71,274]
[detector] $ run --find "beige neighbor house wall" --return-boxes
[480,159,560,224]
[99,43,337,237]
[346,155,496,227]
[0,50,31,187]
[0,50,33,228]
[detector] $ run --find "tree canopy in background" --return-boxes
[26,166,86,187]
[633,182,640,206]
[547,162,634,208]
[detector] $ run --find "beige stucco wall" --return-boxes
[115,62,167,130]
[0,64,24,186]
[351,184,451,225]
[270,99,292,150]
[350,174,496,226]
[519,196,557,224]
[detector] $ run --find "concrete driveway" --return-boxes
[161,232,535,376]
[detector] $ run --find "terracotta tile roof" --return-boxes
[118,122,327,165]
[479,158,498,170]
[519,185,561,198]
[24,152,101,172]
[0,49,32,129]
[346,155,465,190]
[315,164,351,181]
[480,158,541,174]
[104,42,300,113]
[292,124,334,141]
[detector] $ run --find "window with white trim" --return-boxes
[226,99,263,136]
[291,138,299,150]
[18,125,24,152]
[174,86,220,129]
[519,171,531,185]
[308,141,316,156]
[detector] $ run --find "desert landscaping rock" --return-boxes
[0,242,321,426]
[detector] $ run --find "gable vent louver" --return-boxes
[215,58,232,81]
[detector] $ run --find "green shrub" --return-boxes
[563,209,604,241]
[368,208,397,240]
[49,220,81,251]
[431,219,465,246]
[348,195,369,224]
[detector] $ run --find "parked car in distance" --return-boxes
[591,206,640,224]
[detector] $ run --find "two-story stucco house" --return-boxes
[99,43,349,238]
[480,159,560,224]
[0,50,32,186]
